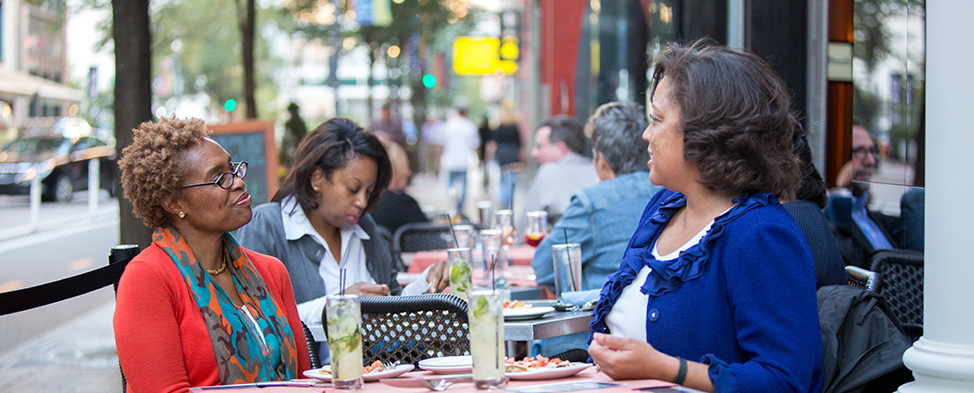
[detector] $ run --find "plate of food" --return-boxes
[303,360,414,382]
[505,355,592,380]
[418,355,473,374]
[504,306,555,321]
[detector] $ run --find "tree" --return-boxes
[235,0,258,119]
[112,0,154,248]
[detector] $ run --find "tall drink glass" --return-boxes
[474,229,507,290]
[447,224,477,249]
[325,294,363,390]
[493,209,516,246]
[476,201,494,227]
[468,290,507,389]
[551,243,582,300]
[448,247,473,301]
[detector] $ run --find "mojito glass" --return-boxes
[325,294,363,390]
[468,290,507,389]
[448,247,473,301]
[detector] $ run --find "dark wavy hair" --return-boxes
[273,117,392,214]
[650,39,801,200]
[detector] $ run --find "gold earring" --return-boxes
[178,211,186,218]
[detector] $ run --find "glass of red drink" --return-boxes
[524,211,548,247]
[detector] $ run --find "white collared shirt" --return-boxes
[280,197,431,325]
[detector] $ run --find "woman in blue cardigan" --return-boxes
[587,40,824,393]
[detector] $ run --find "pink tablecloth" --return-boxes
[193,368,679,392]
[407,245,537,273]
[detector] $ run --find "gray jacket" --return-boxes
[236,202,403,304]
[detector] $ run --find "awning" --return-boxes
[0,66,84,103]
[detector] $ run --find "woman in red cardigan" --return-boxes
[114,117,311,392]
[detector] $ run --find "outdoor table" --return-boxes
[406,245,537,273]
[305,300,587,344]
[187,367,691,392]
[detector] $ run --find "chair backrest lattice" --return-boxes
[393,223,452,253]
[845,265,883,294]
[359,294,470,366]
[870,249,924,341]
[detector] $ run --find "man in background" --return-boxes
[370,102,405,145]
[521,116,598,222]
[827,124,904,267]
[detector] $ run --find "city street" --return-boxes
[0,193,122,393]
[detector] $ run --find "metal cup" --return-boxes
[552,243,582,300]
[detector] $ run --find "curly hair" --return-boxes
[650,39,801,200]
[273,117,391,215]
[118,117,211,229]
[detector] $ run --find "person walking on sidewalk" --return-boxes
[439,105,480,215]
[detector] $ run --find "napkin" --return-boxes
[560,289,600,307]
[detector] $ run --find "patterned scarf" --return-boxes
[153,228,299,384]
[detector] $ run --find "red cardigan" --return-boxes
[114,244,312,393]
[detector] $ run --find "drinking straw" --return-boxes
[447,214,460,248]
[340,268,346,296]
[563,228,578,293]
[489,254,497,292]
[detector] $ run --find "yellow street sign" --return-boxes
[453,36,518,76]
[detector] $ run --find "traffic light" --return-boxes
[422,73,436,89]
[224,99,237,112]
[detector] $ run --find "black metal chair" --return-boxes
[870,249,924,341]
[845,265,883,294]
[393,223,453,253]
[355,294,470,367]
[392,222,483,254]
[0,244,138,316]
[301,321,322,369]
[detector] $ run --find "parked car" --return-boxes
[0,134,116,202]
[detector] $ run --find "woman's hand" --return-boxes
[425,259,451,293]
[588,332,660,380]
[589,333,713,392]
[343,281,390,296]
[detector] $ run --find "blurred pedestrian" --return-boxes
[280,102,308,170]
[370,102,405,145]
[478,114,492,191]
[439,106,480,215]
[490,105,525,209]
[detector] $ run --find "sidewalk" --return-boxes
[0,302,122,393]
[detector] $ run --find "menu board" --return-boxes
[208,120,279,204]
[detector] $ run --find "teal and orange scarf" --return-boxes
[153,228,299,384]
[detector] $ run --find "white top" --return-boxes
[439,114,480,171]
[521,153,598,223]
[604,220,716,341]
[279,197,430,325]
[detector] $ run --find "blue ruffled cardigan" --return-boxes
[589,190,824,393]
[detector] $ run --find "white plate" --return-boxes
[504,306,555,321]
[302,363,414,382]
[506,363,593,380]
[418,355,473,374]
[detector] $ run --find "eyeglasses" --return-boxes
[181,161,248,189]
[852,146,879,159]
